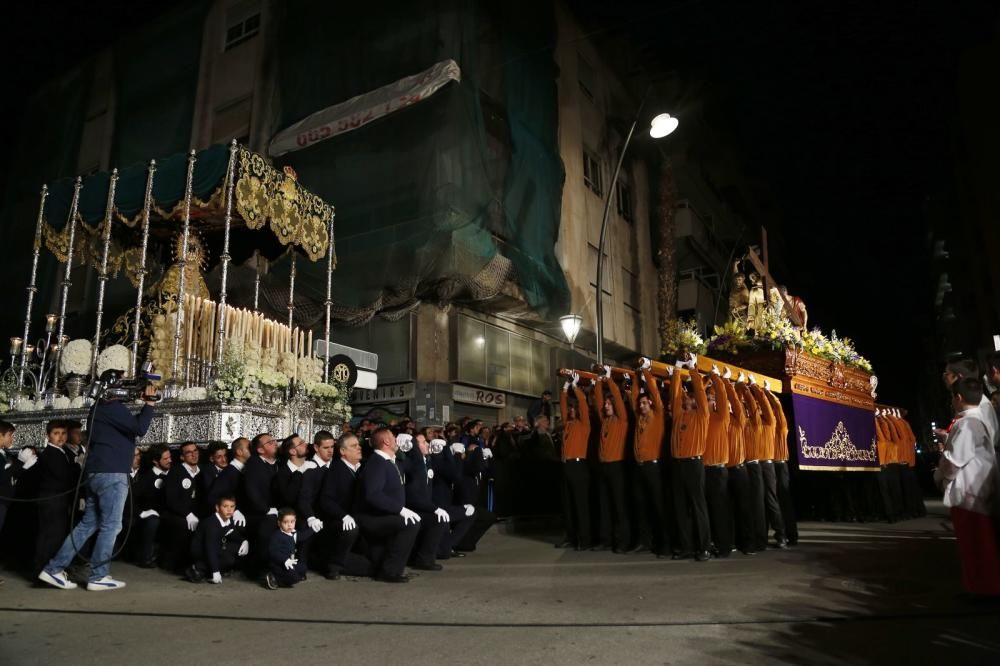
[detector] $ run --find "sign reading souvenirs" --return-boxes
[452,384,506,408]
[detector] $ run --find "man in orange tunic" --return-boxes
[766,387,797,546]
[703,365,731,557]
[592,367,630,552]
[669,354,711,561]
[557,372,591,550]
[890,409,925,517]
[737,379,768,554]
[724,376,754,554]
[750,380,787,549]
[629,359,670,557]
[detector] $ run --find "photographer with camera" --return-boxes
[38,376,158,591]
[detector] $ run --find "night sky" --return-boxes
[3,0,998,411]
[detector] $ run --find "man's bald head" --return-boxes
[372,427,396,453]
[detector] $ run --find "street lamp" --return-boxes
[595,105,678,365]
[560,314,583,346]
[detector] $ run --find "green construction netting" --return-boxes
[269,0,569,324]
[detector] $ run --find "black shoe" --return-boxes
[185,565,204,584]
[695,551,711,562]
[410,562,443,571]
[450,550,466,558]
[574,545,586,551]
[554,540,572,549]
[137,560,156,569]
[590,543,610,551]
[324,572,341,580]
[741,550,758,556]
[376,574,410,583]
[787,539,798,547]
[774,539,788,549]
[264,572,278,590]
[672,552,694,561]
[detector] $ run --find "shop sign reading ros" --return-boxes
[453,385,505,408]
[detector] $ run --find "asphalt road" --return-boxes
[1,500,998,665]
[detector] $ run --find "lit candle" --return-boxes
[45,313,57,333]
[9,337,22,356]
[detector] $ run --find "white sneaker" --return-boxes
[86,576,126,591]
[38,570,78,590]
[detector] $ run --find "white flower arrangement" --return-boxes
[254,366,289,389]
[178,386,208,401]
[97,344,132,376]
[211,344,261,404]
[306,382,339,399]
[52,396,71,410]
[14,397,41,412]
[59,339,93,376]
[297,356,322,385]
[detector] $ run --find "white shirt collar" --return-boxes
[373,449,394,462]
[45,442,63,450]
[286,459,303,473]
[312,456,331,468]
[261,456,276,465]
[183,462,200,477]
[341,458,360,472]
[216,513,231,528]
[153,466,168,476]
[230,459,245,472]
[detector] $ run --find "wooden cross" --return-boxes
[746,226,804,328]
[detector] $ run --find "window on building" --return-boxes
[224,0,261,51]
[617,179,634,222]
[583,149,603,197]
[457,314,550,396]
[578,54,596,102]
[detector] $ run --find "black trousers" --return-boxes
[598,462,630,549]
[727,464,753,553]
[745,462,767,551]
[877,466,902,521]
[634,462,671,554]
[35,500,71,574]
[454,508,496,552]
[411,511,448,567]
[324,522,370,576]
[436,506,474,558]
[671,457,710,555]
[561,460,591,547]
[356,513,420,578]
[774,461,798,543]
[160,513,195,571]
[704,465,731,555]
[761,461,786,545]
[131,514,160,564]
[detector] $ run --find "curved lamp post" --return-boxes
[595,110,678,365]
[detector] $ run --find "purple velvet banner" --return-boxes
[790,392,878,471]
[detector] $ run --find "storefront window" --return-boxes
[458,314,551,397]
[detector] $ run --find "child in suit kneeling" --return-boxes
[264,508,311,589]
[187,496,248,583]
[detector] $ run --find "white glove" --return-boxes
[622,372,631,383]
[737,372,746,383]
[75,452,87,468]
[342,514,357,531]
[723,367,733,380]
[749,375,757,386]
[139,509,159,519]
[78,499,86,512]
[711,364,721,376]
[232,509,246,527]
[562,381,571,392]
[400,507,421,525]
[571,372,580,386]
[687,353,698,369]
[482,447,493,460]
[764,380,771,392]
[639,357,652,370]
[674,359,684,369]
[602,364,612,378]
[434,507,451,523]
[307,516,324,532]
[238,540,249,556]
[210,572,223,584]
[284,556,298,570]
[16,448,36,465]
[267,507,278,516]
[429,439,446,454]
[396,433,413,452]
[464,504,475,517]
[666,365,675,377]
[186,512,199,531]
[450,442,465,455]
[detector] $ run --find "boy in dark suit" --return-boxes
[264,508,311,589]
[34,421,77,575]
[187,496,248,583]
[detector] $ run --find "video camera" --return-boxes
[88,361,162,402]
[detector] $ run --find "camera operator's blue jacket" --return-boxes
[86,401,155,474]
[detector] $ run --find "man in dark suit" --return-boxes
[34,421,78,575]
[129,444,170,567]
[316,433,372,579]
[241,433,279,573]
[161,441,202,571]
[355,428,420,582]
[398,433,451,569]
[1,421,37,583]
[201,442,243,520]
